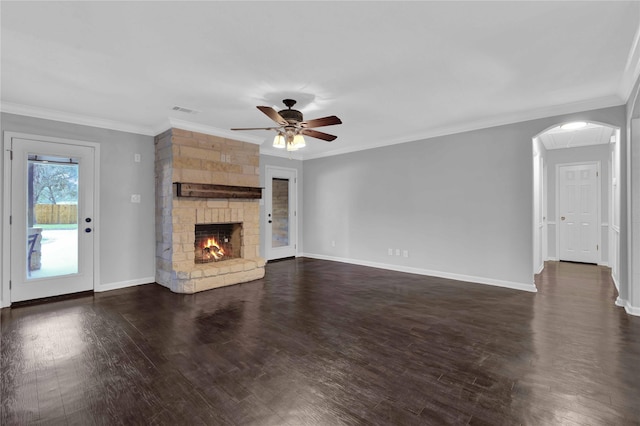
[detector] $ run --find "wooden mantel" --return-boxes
[174,183,262,199]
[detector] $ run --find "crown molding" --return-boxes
[0,101,157,136]
[2,94,626,161]
[259,145,304,161]
[302,95,625,160]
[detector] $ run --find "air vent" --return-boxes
[172,106,200,114]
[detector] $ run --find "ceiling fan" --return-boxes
[231,99,342,151]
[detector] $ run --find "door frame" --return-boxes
[2,132,100,308]
[555,160,601,264]
[264,165,298,261]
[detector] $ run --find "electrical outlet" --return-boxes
[331,240,336,247]
[403,250,409,258]
[134,153,141,163]
[395,249,400,256]
[388,248,393,256]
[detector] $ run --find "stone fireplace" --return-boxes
[155,128,265,294]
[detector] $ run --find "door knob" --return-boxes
[85,228,92,233]
[561,216,566,221]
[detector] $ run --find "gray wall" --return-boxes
[0,101,632,305]
[302,105,626,290]
[259,154,304,258]
[545,144,611,261]
[1,113,155,304]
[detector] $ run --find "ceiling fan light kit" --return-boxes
[232,99,342,151]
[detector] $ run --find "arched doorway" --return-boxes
[532,122,621,286]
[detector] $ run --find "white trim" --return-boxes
[300,95,624,160]
[1,102,156,136]
[555,161,602,264]
[301,253,538,293]
[3,95,625,161]
[95,277,154,292]
[623,301,640,316]
[613,294,640,316]
[632,118,640,322]
[1,132,100,307]
[547,257,559,262]
[259,146,304,160]
[2,133,12,308]
[536,263,545,275]
[265,166,299,260]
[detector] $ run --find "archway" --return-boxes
[532,121,621,288]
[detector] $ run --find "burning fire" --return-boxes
[202,237,225,261]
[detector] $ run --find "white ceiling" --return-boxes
[1,1,639,160]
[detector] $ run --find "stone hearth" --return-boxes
[155,128,265,294]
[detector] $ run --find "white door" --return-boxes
[10,137,96,302]
[558,163,599,264]
[265,166,297,260]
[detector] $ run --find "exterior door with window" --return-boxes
[9,135,96,302]
[265,166,297,260]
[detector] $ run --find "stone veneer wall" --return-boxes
[155,128,265,294]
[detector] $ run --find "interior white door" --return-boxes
[265,166,297,260]
[10,137,95,302]
[558,163,599,264]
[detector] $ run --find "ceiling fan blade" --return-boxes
[301,115,342,128]
[301,129,337,141]
[230,127,279,131]
[257,106,288,125]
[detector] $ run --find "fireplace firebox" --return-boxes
[194,223,242,264]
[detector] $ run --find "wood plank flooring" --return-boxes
[2,259,639,425]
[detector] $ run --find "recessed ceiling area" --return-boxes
[1,1,639,159]
[538,123,616,150]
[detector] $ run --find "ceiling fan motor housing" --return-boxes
[279,108,303,123]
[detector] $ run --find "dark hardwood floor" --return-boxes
[2,259,639,425]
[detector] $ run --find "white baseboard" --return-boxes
[625,304,640,316]
[612,274,620,291]
[536,263,544,274]
[614,297,640,316]
[300,253,537,293]
[95,276,155,292]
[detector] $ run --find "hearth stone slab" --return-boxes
[159,258,265,294]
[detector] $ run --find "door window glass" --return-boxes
[26,155,79,279]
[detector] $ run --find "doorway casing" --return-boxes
[264,165,298,261]
[2,132,101,308]
[531,122,621,298]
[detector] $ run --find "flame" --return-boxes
[202,237,225,260]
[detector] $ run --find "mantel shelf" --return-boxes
[174,183,262,199]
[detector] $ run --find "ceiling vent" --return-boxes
[172,106,200,114]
